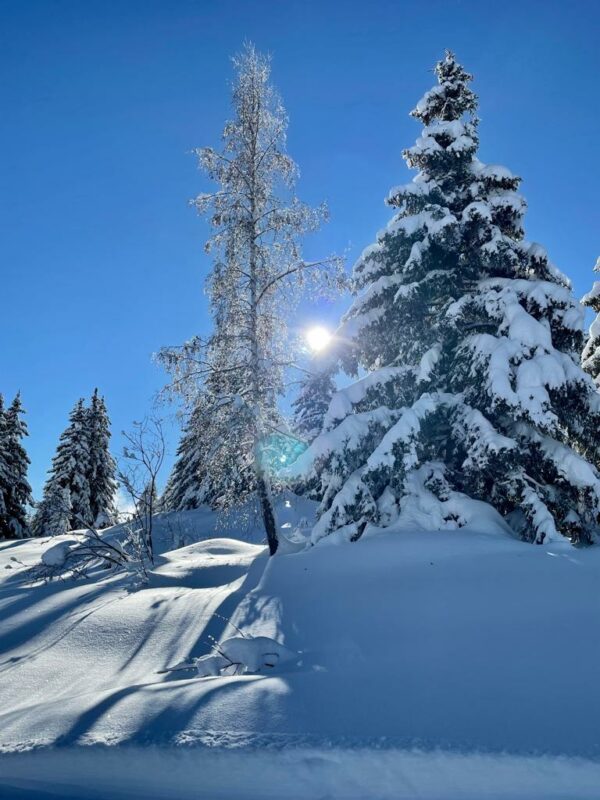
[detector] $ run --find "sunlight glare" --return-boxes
[306,325,332,352]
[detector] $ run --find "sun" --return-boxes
[306,325,332,352]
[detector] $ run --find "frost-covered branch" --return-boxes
[159,44,345,550]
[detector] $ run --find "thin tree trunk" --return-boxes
[248,91,278,556]
[146,480,155,565]
[256,463,278,555]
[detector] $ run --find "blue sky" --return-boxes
[1,0,598,498]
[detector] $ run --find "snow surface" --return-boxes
[2,507,600,798]
[40,539,80,567]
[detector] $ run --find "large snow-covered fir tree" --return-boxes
[34,399,93,534]
[291,52,600,546]
[582,257,600,383]
[159,44,342,553]
[86,388,117,528]
[0,394,32,539]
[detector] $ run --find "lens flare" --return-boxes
[306,325,332,352]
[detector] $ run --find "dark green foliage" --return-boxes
[0,393,33,539]
[292,366,336,443]
[295,52,600,546]
[33,392,116,536]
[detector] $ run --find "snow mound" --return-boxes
[40,539,79,567]
[193,636,298,676]
[219,635,297,672]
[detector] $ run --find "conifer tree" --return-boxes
[582,257,600,383]
[161,400,208,511]
[34,399,93,534]
[0,396,9,528]
[31,481,71,538]
[162,342,259,513]
[292,364,336,444]
[86,389,117,528]
[0,394,32,538]
[159,44,342,553]
[292,52,600,546]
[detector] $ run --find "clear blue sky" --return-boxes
[1,0,598,499]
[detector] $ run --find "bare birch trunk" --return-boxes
[248,89,278,556]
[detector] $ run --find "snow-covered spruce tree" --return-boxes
[34,399,93,534]
[31,480,71,538]
[0,395,9,532]
[0,394,33,539]
[161,408,200,512]
[162,398,210,511]
[159,44,342,554]
[161,335,260,514]
[582,257,600,383]
[291,52,600,546]
[86,389,117,528]
[292,362,337,444]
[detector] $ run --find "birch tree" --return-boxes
[159,43,343,555]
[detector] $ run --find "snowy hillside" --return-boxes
[2,506,600,798]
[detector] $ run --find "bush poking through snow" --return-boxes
[28,501,151,583]
[160,636,298,677]
[209,636,298,674]
[118,417,166,568]
[31,527,131,582]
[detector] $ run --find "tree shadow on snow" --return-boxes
[184,551,270,664]
[0,584,115,672]
[51,552,270,746]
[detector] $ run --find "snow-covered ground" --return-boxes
[1,502,600,798]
